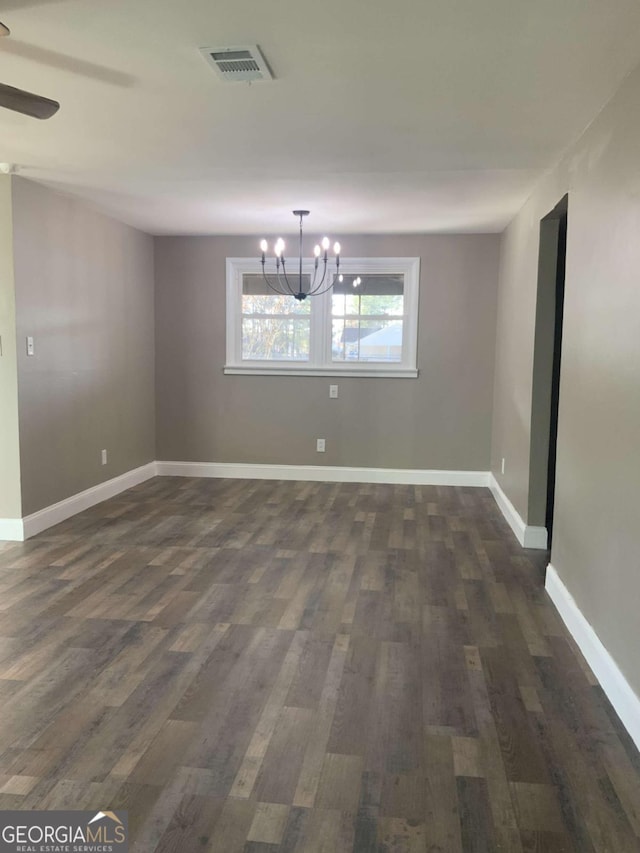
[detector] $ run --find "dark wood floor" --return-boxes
[0,477,638,852]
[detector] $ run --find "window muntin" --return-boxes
[225,257,419,377]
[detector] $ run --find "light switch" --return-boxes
[329,384,338,398]
[26,336,34,356]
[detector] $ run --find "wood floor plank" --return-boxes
[253,706,315,804]
[423,733,464,853]
[230,630,310,798]
[205,797,257,852]
[247,802,291,845]
[325,635,376,757]
[153,793,225,853]
[314,753,363,812]
[457,776,499,852]
[291,632,350,808]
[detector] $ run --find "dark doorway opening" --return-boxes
[545,205,567,543]
[528,195,568,549]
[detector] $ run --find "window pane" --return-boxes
[331,293,362,315]
[332,292,404,317]
[331,274,405,363]
[332,319,403,362]
[242,294,312,315]
[332,273,403,296]
[242,317,310,361]
[332,319,346,360]
[359,293,403,316]
[242,274,311,314]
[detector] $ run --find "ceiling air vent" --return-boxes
[199,45,273,82]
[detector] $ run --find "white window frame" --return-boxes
[224,256,420,378]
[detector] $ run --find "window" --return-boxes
[225,257,419,377]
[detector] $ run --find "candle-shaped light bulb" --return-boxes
[321,236,330,251]
[314,245,321,257]
[260,239,268,253]
[338,274,344,282]
[275,241,282,257]
[333,242,341,255]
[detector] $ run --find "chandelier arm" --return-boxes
[279,259,297,296]
[306,275,339,297]
[261,269,290,296]
[307,262,321,293]
[306,263,330,296]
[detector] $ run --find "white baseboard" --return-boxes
[0,518,25,542]
[156,460,491,487]
[545,563,640,752]
[21,462,158,540]
[489,474,548,549]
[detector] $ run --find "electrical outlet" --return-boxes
[316,438,326,452]
[26,336,34,356]
[101,449,108,465]
[329,384,338,399]
[501,457,505,475]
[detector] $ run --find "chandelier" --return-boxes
[259,210,341,301]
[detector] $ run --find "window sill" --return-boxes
[223,365,419,379]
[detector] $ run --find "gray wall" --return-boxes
[0,177,22,520]
[155,234,500,470]
[12,178,156,516]
[491,62,640,697]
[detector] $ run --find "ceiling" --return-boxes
[2,0,640,236]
